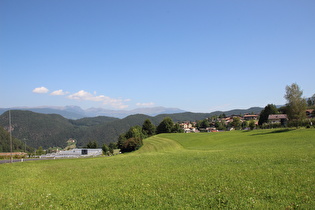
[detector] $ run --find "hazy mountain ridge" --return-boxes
[0,106,186,119]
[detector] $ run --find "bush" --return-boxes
[287,119,313,128]
[120,138,143,153]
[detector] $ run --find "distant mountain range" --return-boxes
[0,106,187,119]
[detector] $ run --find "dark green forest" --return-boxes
[0,126,29,152]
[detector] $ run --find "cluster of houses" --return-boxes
[179,114,260,133]
[180,109,314,133]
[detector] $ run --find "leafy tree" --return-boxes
[142,119,156,137]
[278,106,287,114]
[200,119,210,129]
[195,120,202,129]
[284,83,307,122]
[230,117,241,130]
[116,134,127,150]
[156,117,174,134]
[125,126,145,140]
[108,142,117,150]
[37,146,45,156]
[215,121,226,130]
[219,113,226,118]
[108,142,116,154]
[117,126,145,153]
[242,121,249,129]
[172,123,184,133]
[258,104,278,126]
[86,140,98,148]
[120,137,143,153]
[210,115,218,122]
[102,144,109,155]
[307,94,315,107]
[249,120,256,130]
[307,98,313,107]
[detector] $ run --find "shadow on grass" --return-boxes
[250,128,294,136]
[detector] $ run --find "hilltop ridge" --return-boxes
[0,106,186,119]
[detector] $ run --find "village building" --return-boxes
[268,114,288,124]
[306,109,314,118]
[180,122,193,129]
[243,114,259,121]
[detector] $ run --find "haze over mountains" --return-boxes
[0,106,186,119]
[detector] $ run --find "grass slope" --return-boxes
[0,129,314,209]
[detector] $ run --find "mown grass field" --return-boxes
[0,129,314,209]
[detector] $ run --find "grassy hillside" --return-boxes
[0,128,314,209]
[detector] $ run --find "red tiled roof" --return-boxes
[268,114,288,120]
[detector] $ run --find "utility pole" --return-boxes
[9,110,13,163]
[23,138,28,153]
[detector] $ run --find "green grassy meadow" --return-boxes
[0,129,314,209]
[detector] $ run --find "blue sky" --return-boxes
[1,0,314,112]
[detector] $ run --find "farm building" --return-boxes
[41,148,103,158]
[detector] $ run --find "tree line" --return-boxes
[113,117,183,153]
[196,83,314,130]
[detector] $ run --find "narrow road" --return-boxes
[0,158,48,164]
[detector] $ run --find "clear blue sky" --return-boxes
[1,0,314,112]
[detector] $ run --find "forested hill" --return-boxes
[0,107,262,149]
[0,126,28,153]
[0,110,119,149]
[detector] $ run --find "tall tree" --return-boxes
[102,144,109,155]
[156,117,174,134]
[248,120,256,130]
[116,134,127,151]
[120,138,143,153]
[172,123,184,133]
[117,126,145,153]
[86,140,98,148]
[200,119,210,129]
[142,119,156,137]
[307,94,315,107]
[230,117,241,130]
[284,83,307,122]
[258,104,278,125]
[215,121,226,130]
[242,121,249,129]
[108,142,117,154]
[125,126,145,140]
